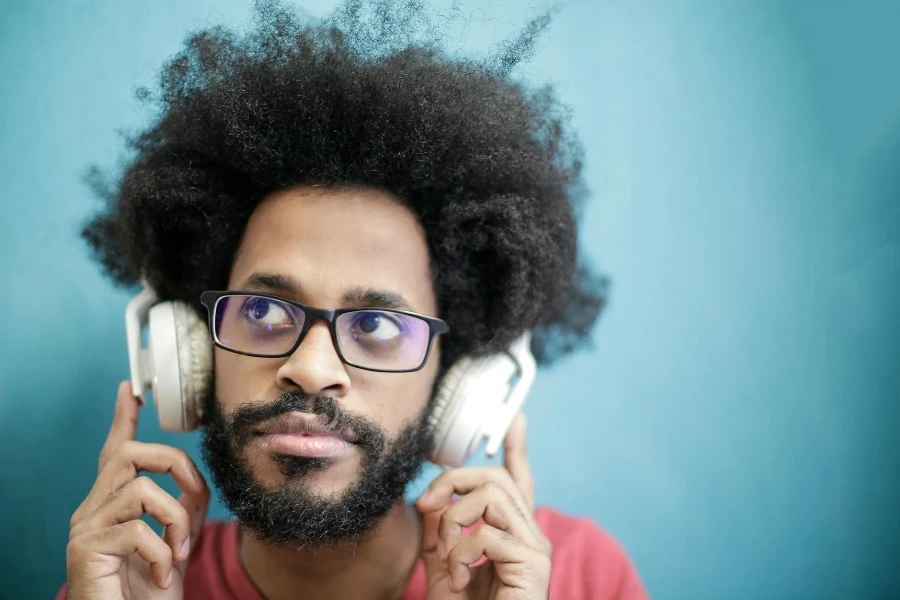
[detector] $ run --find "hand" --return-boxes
[66,382,210,600]
[417,414,552,600]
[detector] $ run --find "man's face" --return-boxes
[200,186,441,546]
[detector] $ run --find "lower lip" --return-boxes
[260,433,353,458]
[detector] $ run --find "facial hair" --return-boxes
[200,390,433,547]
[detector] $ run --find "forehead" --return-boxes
[228,186,437,314]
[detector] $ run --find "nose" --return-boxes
[275,320,351,397]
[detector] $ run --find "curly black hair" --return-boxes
[83,0,607,368]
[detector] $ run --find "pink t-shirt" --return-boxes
[57,507,647,599]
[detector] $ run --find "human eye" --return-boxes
[240,296,295,330]
[349,311,403,342]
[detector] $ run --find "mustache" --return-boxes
[229,391,385,453]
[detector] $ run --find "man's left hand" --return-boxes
[417,414,552,599]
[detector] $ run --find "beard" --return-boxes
[200,390,433,547]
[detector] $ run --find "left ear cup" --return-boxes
[427,333,534,468]
[427,356,479,468]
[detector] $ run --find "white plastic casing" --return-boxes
[428,332,536,468]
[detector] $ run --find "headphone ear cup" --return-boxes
[172,301,213,431]
[427,358,472,468]
[147,301,213,432]
[427,353,518,468]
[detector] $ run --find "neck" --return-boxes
[239,501,422,600]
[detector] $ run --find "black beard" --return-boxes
[200,390,433,548]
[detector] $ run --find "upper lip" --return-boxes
[255,413,357,443]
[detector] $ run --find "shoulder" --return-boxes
[535,506,649,600]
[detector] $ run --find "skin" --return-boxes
[66,186,552,600]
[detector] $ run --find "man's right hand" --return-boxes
[65,382,210,600]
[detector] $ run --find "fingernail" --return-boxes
[180,536,191,560]
[437,537,445,559]
[165,569,173,588]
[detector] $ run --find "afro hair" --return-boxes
[83,0,608,368]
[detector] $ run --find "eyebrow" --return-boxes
[240,272,412,311]
[343,287,411,311]
[242,272,303,295]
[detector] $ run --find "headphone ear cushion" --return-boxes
[427,358,472,467]
[172,302,213,431]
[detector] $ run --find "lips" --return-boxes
[254,413,357,459]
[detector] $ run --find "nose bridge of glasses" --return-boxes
[291,305,341,353]
[300,304,337,326]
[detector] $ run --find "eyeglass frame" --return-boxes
[199,290,450,373]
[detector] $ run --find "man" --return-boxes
[61,1,647,598]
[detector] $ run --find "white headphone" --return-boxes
[125,286,536,468]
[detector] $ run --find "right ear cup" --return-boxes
[427,333,536,469]
[427,356,477,467]
[126,286,213,433]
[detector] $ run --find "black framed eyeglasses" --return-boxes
[199,291,449,373]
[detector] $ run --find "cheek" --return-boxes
[360,363,439,436]
[213,349,279,415]
[212,347,440,434]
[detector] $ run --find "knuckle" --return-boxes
[533,551,552,573]
[472,524,496,543]
[132,475,155,494]
[430,469,451,484]
[489,465,507,478]
[69,507,85,531]
[482,480,503,501]
[437,508,456,534]
[430,473,451,492]
[174,448,194,467]
[112,439,138,459]
[125,519,152,539]
[66,536,88,562]
[490,466,514,485]
[69,521,84,540]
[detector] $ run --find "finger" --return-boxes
[68,520,175,590]
[446,524,550,594]
[437,482,542,561]
[98,381,141,471]
[72,476,193,563]
[172,484,211,576]
[72,442,206,527]
[418,506,458,595]
[503,413,535,510]
[420,505,446,561]
[417,466,530,518]
[444,524,537,593]
[180,485,211,543]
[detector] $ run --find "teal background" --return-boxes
[1,0,898,598]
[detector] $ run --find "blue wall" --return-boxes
[1,1,897,598]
